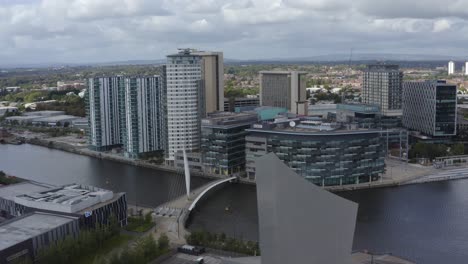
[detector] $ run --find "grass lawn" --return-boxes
[124,217,156,233]
[77,234,133,264]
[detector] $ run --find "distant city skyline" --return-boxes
[2,0,468,65]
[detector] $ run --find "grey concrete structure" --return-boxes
[403,80,457,136]
[259,71,308,115]
[0,212,80,264]
[362,65,403,117]
[0,182,128,227]
[254,153,358,264]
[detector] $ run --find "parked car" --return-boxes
[177,245,206,256]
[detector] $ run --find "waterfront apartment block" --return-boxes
[259,71,308,115]
[120,76,166,158]
[166,49,224,160]
[245,117,385,185]
[201,112,258,176]
[86,77,123,151]
[86,75,166,157]
[403,80,457,137]
[362,64,403,116]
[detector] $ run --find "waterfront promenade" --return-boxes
[10,129,468,193]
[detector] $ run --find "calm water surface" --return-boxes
[0,144,210,206]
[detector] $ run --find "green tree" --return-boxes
[158,233,170,251]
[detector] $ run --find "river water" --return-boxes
[3,144,468,263]
[0,144,210,207]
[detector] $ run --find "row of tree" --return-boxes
[409,143,465,160]
[37,218,120,264]
[186,230,260,256]
[0,170,22,185]
[98,234,170,264]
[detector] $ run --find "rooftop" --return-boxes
[0,181,53,201]
[23,110,64,116]
[32,115,81,123]
[259,70,307,75]
[14,184,114,214]
[248,117,381,135]
[202,111,258,128]
[0,212,78,251]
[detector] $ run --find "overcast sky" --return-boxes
[1,0,468,64]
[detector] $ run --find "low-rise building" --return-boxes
[245,116,385,185]
[0,182,127,227]
[201,112,258,176]
[23,111,65,117]
[31,115,81,127]
[0,107,18,116]
[224,97,260,112]
[0,212,80,264]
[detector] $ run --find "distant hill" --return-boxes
[1,53,465,69]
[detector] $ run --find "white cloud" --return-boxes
[433,19,452,33]
[1,0,468,65]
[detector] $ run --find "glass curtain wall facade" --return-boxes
[201,112,258,176]
[403,80,457,136]
[246,129,385,186]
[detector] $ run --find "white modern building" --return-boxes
[165,49,224,160]
[465,62,468,75]
[86,77,123,151]
[121,76,166,158]
[448,61,455,75]
[259,71,308,115]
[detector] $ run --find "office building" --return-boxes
[86,77,123,151]
[245,116,385,184]
[448,61,455,75]
[224,97,260,112]
[201,112,258,176]
[403,80,457,137]
[194,51,224,113]
[120,76,166,158]
[0,212,80,264]
[259,71,308,115]
[0,182,128,227]
[465,62,468,76]
[166,49,224,160]
[362,64,403,116]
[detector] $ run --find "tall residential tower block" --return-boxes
[166,49,224,160]
[86,76,166,157]
[362,64,403,116]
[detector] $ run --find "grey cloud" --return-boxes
[1,0,468,65]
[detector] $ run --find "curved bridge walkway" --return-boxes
[153,177,237,244]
